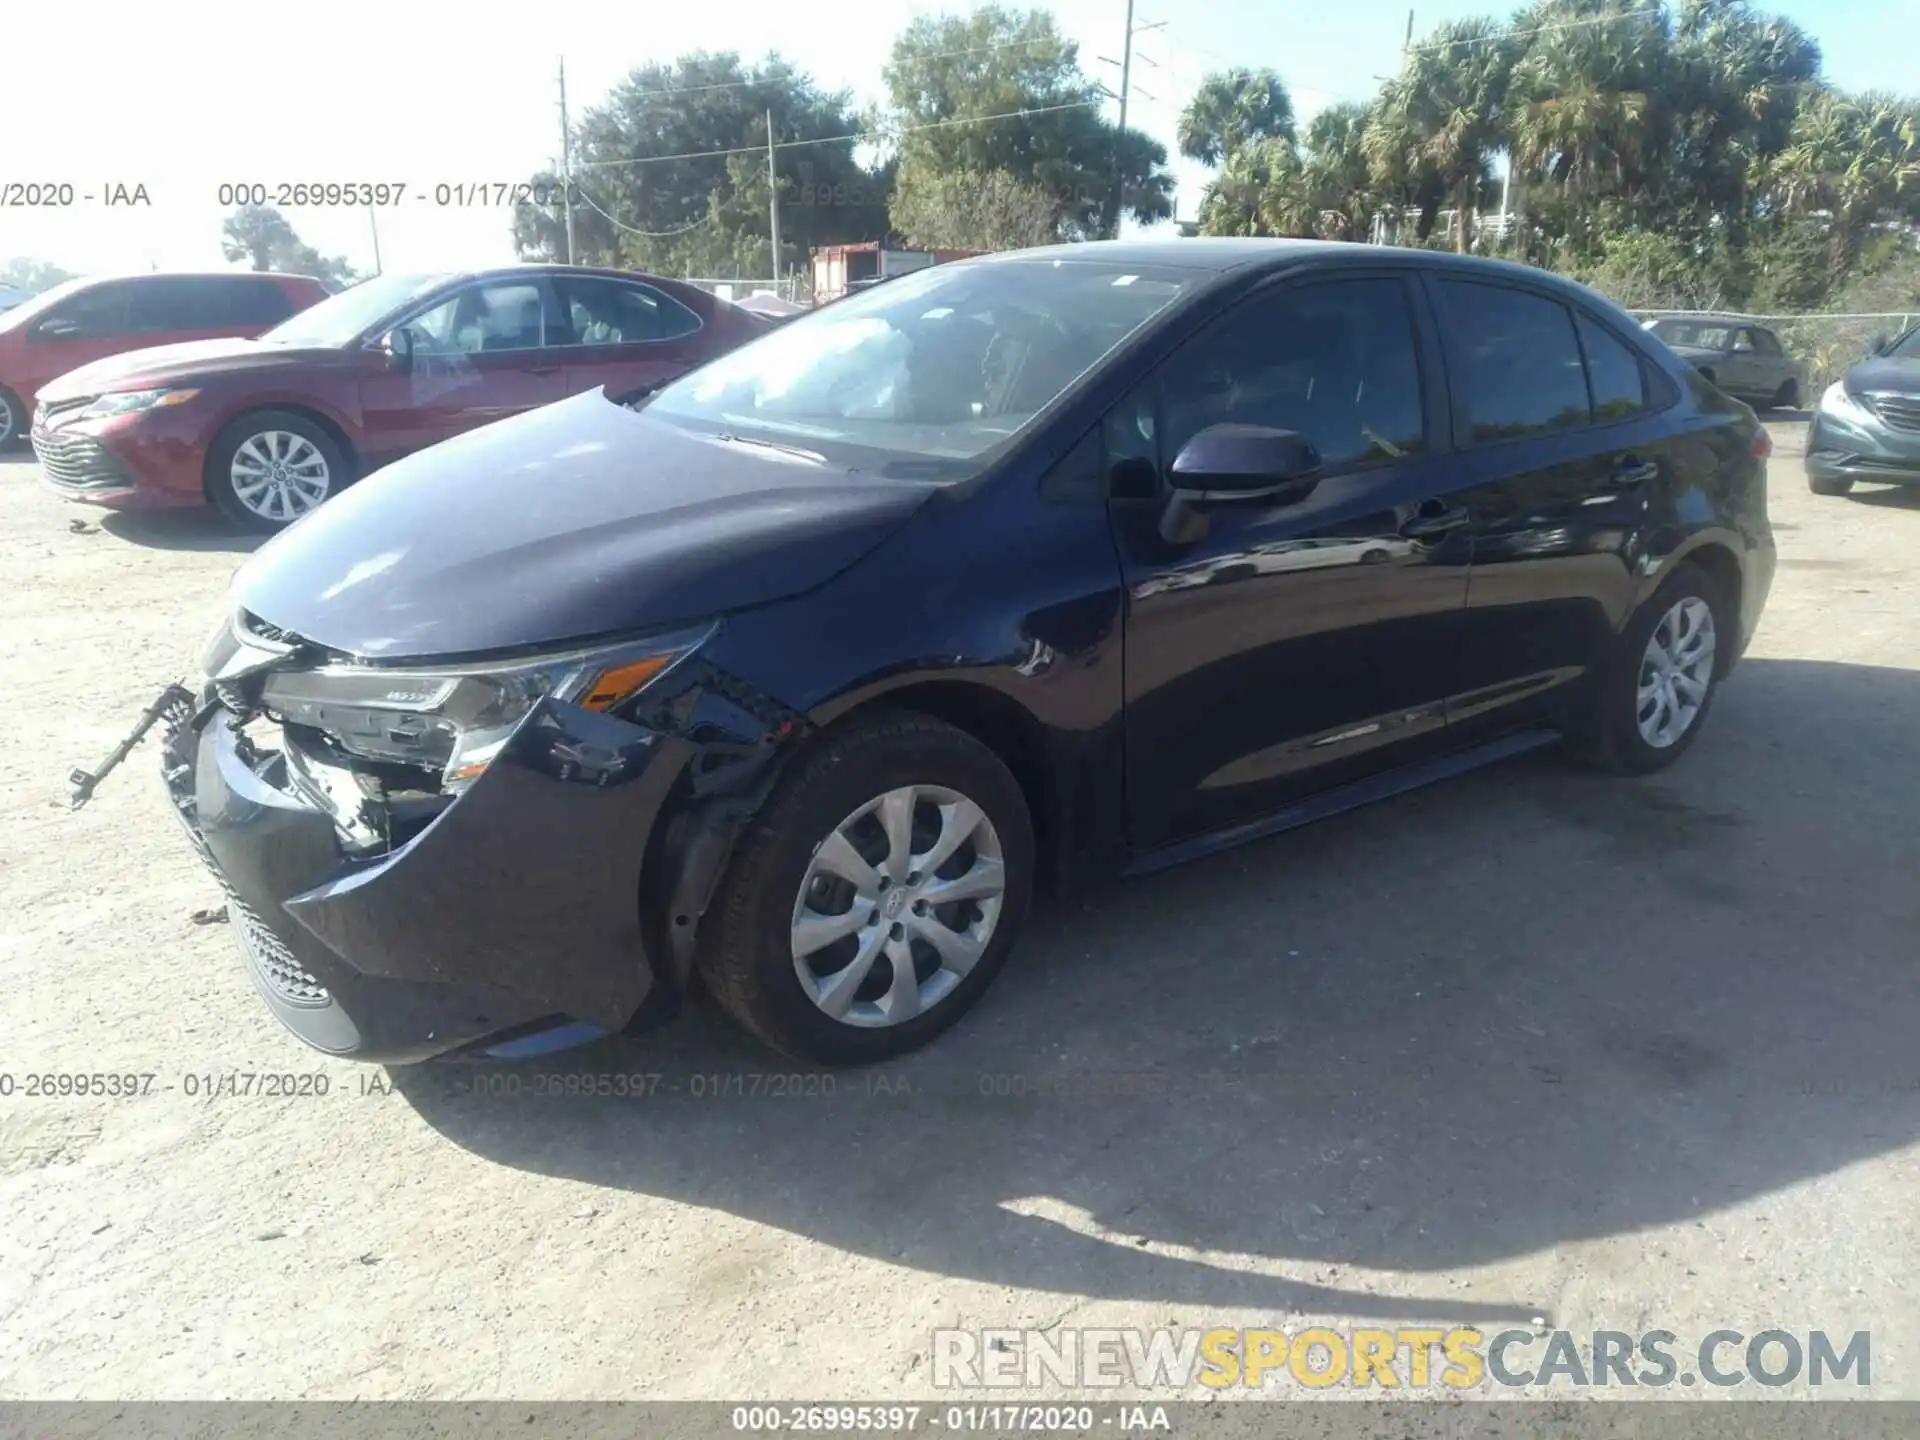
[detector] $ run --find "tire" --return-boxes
[1771,379,1801,410]
[1568,562,1731,775]
[1808,472,1855,496]
[206,409,348,531]
[699,711,1035,1065]
[0,387,24,451]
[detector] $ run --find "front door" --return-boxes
[358,277,569,463]
[1111,272,1474,851]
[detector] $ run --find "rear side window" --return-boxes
[127,277,297,331]
[1575,314,1647,421]
[1157,276,1426,470]
[1437,280,1589,442]
[556,277,702,345]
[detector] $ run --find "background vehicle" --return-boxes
[0,285,29,314]
[0,272,325,449]
[31,266,765,529]
[1644,315,1805,409]
[1805,326,1920,495]
[154,241,1773,1068]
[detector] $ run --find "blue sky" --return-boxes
[1,0,1908,278]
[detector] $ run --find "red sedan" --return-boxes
[31,266,770,529]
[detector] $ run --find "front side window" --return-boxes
[558,277,700,345]
[31,283,131,341]
[646,260,1192,474]
[404,281,549,354]
[1438,280,1590,442]
[1156,277,1426,470]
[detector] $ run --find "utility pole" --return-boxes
[1404,9,1415,52]
[766,108,782,285]
[368,203,382,275]
[1101,0,1164,240]
[559,59,576,265]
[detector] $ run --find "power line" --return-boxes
[588,35,1081,105]
[570,184,713,238]
[1405,6,1662,54]
[573,99,1101,172]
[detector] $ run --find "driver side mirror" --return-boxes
[1159,424,1322,544]
[380,326,415,370]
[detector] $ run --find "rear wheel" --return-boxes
[207,409,347,530]
[0,387,23,450]
[1771,379,1801,410]
[1808,471,1856,496]
[699,712,1034,1065]
[1569,563,1730,775]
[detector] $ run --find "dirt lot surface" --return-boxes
[2,421,1917,1404]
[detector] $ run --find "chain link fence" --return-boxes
[1630,309,1918,393]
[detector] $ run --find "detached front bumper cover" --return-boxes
[161,692,687,1063]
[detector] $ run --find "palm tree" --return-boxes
[1177,70,1296,168]
[1302,101,1378,239]
[1365,16,1515,251]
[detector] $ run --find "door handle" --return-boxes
[1400,505,1470,538]
[1613,455,1659,486]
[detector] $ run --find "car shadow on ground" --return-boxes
[395,658,1920,1324]
[98,509,265,554]
[1848,484,1920,510]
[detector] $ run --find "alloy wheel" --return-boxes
[230,430,331,523]
[790,784,1006,1028]
[1637,596,1716,749]
[0,393,17,446]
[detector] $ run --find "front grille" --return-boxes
[31,426,132,491]
[1865,393,1920,434]
[162,715,330,1007]
[235,609,301,650]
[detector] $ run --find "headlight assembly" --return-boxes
[83,388,200,418]
[1820,381,1876,428]
[258,625,709,795]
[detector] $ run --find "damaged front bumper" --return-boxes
[161,693,691,1063]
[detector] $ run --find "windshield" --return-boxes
[1886,328,1920,360]
[261,272,453,347]
[1649,319,1735,350]
[645,259,1194,473]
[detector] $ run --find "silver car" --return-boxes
[1806,327,1920,496]
[1645,316,1805,410]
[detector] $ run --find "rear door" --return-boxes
[126,276,274,347]
[551,275,709,401]
[357,276,570,458]
[1431,277,1672,736]
[1112,270,1475,850]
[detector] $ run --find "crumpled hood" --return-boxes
[37,337,346,398]
[233,389,935,659]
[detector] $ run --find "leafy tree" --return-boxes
[1176,69,1295,167]
[512,52,888,279]
[892,168,1063,250]
[882,7,1174,243]
[219,206,359,290]
[0,258,77,294]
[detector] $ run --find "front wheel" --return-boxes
[699,712,1034,1064]
[207,410,346,530]
[1568,563,1730,775]
[1771,379,1801,410]
[0,387,24,450]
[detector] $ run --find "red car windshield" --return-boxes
[261,273,452,348]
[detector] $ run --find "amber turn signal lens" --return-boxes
[577,654,676,711]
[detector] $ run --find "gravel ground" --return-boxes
[1,420,1917,1404]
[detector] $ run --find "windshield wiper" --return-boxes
[714,432,826,464]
